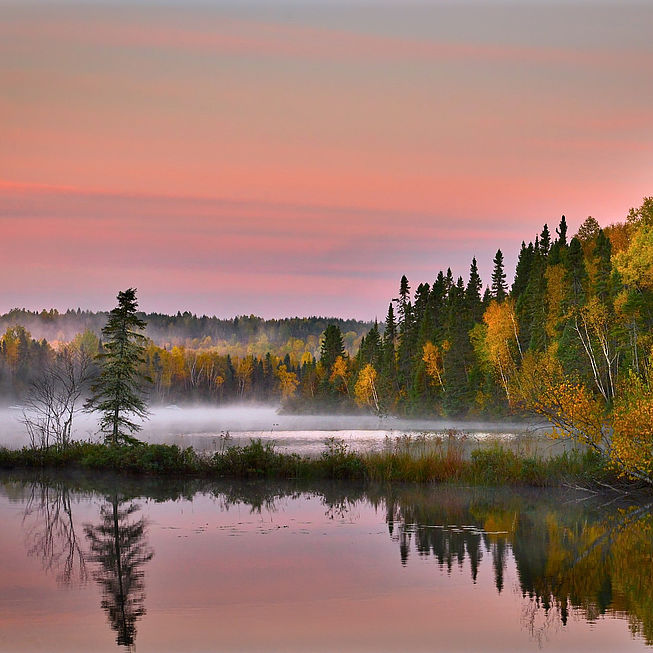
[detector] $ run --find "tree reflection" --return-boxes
[10,475,653,649]
[381,486,653,645]
[84,495,154,650]
[21,480,87,586]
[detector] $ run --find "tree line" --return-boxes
[5,196,653,481]
[290,197,652,481]
[0,308,370,357]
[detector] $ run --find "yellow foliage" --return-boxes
[329,355,350,394]
[483,299,520,400]
[612,370,653,478]
[422,341,445,388]
[276,364,299,400]
[614,224,653,291]
[513,350,606,448]
[544,264,566,339]
[354,363,379,412]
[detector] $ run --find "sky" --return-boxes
[1,1,652,319]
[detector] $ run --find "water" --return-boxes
[0,471,651,652]
[0,405,548,455]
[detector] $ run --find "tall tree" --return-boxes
[539,224,551,256]
[466,257,483,322]
[319,324,346,374]
[556,215,568,247]
[491,250,508,301]
[85,289,150,446]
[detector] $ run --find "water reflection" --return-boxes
[378,486,653,645]
[3,474,653,651]
[21,480,87,586]
[84,496,153,650]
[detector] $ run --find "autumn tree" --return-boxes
[354,363,380,413]
[276,364,299,401]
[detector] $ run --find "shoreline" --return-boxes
[0,438,616,489]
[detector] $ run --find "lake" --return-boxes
[0,471,651,652]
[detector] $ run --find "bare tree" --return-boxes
[22,347,93,449]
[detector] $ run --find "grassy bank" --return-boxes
[0,435,610,487]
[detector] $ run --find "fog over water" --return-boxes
[0,405,549,454]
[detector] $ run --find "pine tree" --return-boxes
[85,289,150,446]
[539,224,551,256]
[556,215,568,247]
[443,278,472,415]
[565,237,588,309]
[396,275,412,327]
[512,242,534,299]
[466,257,483,322]
[491,250,508,301]
[383,303,397,349]
[319,324,346,373]
[593,229,613,303]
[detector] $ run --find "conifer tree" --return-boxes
[556,215,568,247]
[539,224,551,256]
[383,303,397,349]
[491,250,508,301]
[466,257,483,322]
[512,242,534,299]
[593,229,613,303]
[319,324,346,373]
[85,289,149,446]
[397,275,411,325]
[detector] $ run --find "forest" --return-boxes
[1,197,652,478]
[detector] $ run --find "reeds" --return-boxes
[0,432,607,487]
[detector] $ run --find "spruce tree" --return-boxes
[85,289,150,446]
[491,250,508,301]
[512,242,534,299]
[383,303,397,348]
[593,229,613,303]
[539,224,551,256]
[556,215,568,247]
[319,324,346,373]
[466,257,483,322]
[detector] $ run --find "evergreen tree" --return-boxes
[556,215,568,247]
[539,224,551,256]
[524,249,548,352]
[512,242,534,299]
[383,303,397,349]
[466,257,483,322]
[397,275,411,326]
[491,250,508,301]
[85,289,150,446]
[319,324,346,373]
[565,237,588,309]
[443,278,472,415]
[593,229,613,303]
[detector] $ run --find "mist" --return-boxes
[0,404,543,455]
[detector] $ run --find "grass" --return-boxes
[0,433,610,487]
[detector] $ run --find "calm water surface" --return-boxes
[0,472,651,652]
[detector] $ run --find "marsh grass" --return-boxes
[0,431,608,486]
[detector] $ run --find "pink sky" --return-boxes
[1,2,652,319]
